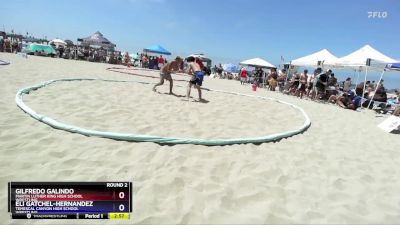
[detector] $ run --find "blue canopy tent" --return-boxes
[143,44,171,55]
[386,63,400,71]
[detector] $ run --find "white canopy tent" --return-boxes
[334,44,396,67]
[240,58,276,87]
[333,45,397,109]
[291,49,338,67]
[240,57,276,68]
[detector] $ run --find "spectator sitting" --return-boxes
[356,81,370,96]
[373,80,387,102]
[343,77,352,92]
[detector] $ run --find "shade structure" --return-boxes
[334,45,396,68]
[222,63,239,73]
[25,43,55,54]
[292,49,338,67]
[386,63,400,71]
[77,31,116,49]
[240,57,276,68]
[143,44,171,55]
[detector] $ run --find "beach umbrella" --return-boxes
[49,39,67,47]
[143,44,171,55]
[222,63,239,73]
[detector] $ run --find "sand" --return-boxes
[1,52,400,224]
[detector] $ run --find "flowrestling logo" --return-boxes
[367,11,388,19]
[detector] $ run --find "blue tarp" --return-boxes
[143,44,171,55]
[386,63,400,71]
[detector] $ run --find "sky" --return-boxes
[1,0,399,65]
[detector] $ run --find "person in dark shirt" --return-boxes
[315,69,331,100]
[355,81,370,96]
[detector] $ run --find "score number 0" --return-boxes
[118,191,126,211]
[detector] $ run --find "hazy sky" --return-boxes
[1,0,399,64]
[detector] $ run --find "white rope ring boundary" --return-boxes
[15,78,311,146]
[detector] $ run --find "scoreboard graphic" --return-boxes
[8,182,132,219]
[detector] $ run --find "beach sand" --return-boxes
[1,52,400,224]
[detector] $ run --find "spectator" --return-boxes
[277,69,287,92]
[268,68,278,91]
[343,77,352,92]
[356,81,370,96]
[295,69,308,98]
[314,69,331,100]
[158,55,164,69]
[240,67,248,85]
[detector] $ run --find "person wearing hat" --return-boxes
[152,56,183,94]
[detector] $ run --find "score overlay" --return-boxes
[8,182,132,219]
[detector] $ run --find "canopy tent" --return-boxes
[143,44,171,55]
[77,31,116,49]
[291,49,338,67]
[24,43,55,54]
[386,63,400,71]
[222,63,239,73]
[331,45,397,108]
[240,57,276,68]
[334,45,396,68]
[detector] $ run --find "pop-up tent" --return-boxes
[335,45,396,67]
[385,63,400,71]
[240,57,276,68]
[143,44,171,55]
[334,45,397,107]
[291,49,338,67]
[77,31,116,49]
